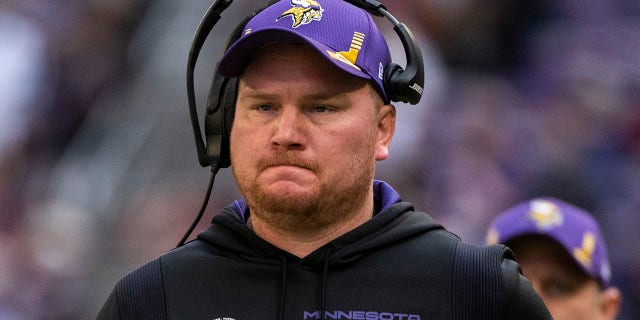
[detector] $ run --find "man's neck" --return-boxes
[249,199,375,258]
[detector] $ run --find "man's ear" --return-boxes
[599,287,621,320]
[375,104,396,161]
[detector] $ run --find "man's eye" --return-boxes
[540,280,580,298]
[312,105,330,113]
[257,104,273,111]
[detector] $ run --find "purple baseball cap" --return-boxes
[217,0,392,102]
[486,197,612,287]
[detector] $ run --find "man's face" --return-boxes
[508,236,618,320]
[230,42,395,234]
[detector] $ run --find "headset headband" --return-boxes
[186,0,424,168]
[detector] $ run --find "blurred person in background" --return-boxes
[486,197,622,320]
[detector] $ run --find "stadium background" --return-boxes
[1,0,639,318]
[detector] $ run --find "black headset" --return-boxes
[187,0,424,169]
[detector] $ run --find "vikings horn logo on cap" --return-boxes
[277,0,324,28]
[527,199,564,230]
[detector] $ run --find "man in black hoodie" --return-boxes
[97,0,552,319]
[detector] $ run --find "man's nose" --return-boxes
[271,106,305,150]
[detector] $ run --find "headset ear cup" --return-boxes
[222,77,237,151]
[383,23,425,104]
[204,75,237,168]
[383,62,403,102]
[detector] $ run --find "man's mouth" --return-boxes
[258,155,318,172]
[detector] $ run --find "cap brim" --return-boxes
[217,28,372,81]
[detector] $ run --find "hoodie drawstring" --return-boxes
[319,248,331,320]
[278,255,288,320]
[277,248,331,320]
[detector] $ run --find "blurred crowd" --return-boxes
[1,0,638,319]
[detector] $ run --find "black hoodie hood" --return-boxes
[196,180,446,270]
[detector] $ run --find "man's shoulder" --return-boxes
[116,257,164,295]
[97,258,166,320]
[113,240,216,291]
[449,241,552,319]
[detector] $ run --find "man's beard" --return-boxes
[235,152,376,235]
